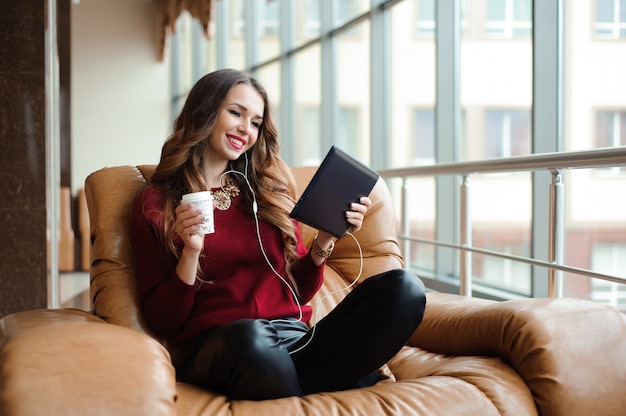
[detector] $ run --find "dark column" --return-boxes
[0,0,49,316]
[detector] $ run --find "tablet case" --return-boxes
[290,146,380,238]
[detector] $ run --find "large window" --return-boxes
[168,0,626,307]
[461,0,533,293]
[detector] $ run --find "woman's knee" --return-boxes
[220,319,280,358]
[379,269,425,298]
[376,269,427,321]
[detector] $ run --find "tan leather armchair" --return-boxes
[1,164,625,416]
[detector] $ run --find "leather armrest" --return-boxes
[410,292,626,416]
[0,309,177,416]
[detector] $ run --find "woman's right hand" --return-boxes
[175,203,206,253]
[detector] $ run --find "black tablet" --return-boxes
[290,146,380,238]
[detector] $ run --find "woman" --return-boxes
[130,68,426,401]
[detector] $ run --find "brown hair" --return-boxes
[150,69,301,292]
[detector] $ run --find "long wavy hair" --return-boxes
[149,69,301,292]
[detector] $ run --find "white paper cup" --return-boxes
[181,191,214,235]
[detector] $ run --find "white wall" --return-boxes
[71,0,171,193]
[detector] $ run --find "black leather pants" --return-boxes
[177,268,426,401]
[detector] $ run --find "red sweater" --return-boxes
[130,185,325,346]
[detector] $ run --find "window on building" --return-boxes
[591,243,626,310]
[259,0,280,36]
[477,243,532,295]
[485,0,532,38]
[415,0,436,37]
[230,0,245,38]
[596,110,626,147]
[301,0,321,39]
[596,110,626,174]
[595,0,626,39]
[336,0,367,26]
[484,109,531,158]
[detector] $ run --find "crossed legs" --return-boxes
[177,269,426,400]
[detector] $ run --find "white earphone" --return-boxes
[219,152,364,354]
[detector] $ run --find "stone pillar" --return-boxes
[0,0,49,317]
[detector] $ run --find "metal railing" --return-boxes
[378,146,626,298]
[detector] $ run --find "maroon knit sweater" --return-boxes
[130,185,325,346]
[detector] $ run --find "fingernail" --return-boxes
[196,209,204,215]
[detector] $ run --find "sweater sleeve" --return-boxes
[129,187,197,339]
[290,223,325,304]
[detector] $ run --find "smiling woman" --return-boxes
[205,84,264,169]
[128,68,426,401]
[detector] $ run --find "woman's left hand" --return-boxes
[317,197,372,243]
[313,196,372,265]
[345,196,372,234]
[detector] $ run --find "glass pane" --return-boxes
[336,19,370,163]
[462,0,532,161]
[564,0,626,150]
[255,62,281,136]
[337,107,359,155]
[413,110,436,163]
[228,0,246,70]
[200,12,217,75]
[173,12,195,94]
[590,244,626,311]
[294,44,321,165]
[296,0,320,47]
[563,168,626,303]
[390,0,436,168]
[386,176,436,273]
[334,0,369,27]
[564,1,626,306]
[258,0,281,63]
[470,172,532,295]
